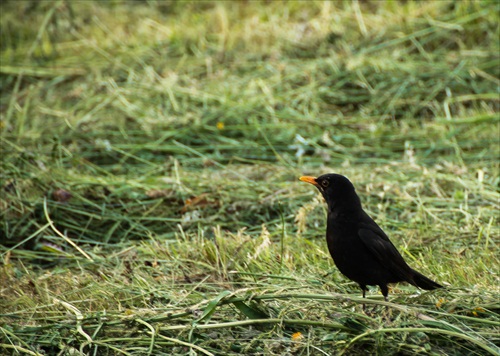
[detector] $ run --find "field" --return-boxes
[1,1,499,355]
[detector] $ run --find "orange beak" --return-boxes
[299,176,318,186]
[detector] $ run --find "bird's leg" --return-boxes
[379,284,389,301]
[360,285,367,313]
[379,284,392,320]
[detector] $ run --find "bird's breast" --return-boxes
[325,218,379,284]
[326,220,362,260]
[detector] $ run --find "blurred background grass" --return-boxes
[1,1,499,355]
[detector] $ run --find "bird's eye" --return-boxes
[321,180,329,188]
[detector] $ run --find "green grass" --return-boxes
[1,1,499,355]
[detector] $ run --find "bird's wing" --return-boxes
[358,224,412,281]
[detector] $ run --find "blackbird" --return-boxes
[300,173,442,301]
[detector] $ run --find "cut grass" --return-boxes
[1,1,499,355]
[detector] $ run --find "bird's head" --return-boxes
[299,173,361,212]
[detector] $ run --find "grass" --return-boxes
[1,0,499,355]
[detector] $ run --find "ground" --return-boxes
[0,1,499,355]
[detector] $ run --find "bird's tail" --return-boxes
[410,269,443,290]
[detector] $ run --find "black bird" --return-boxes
[300,173,442,301]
